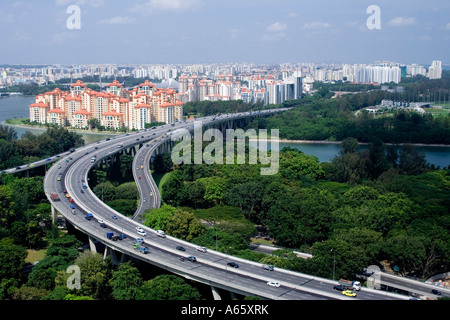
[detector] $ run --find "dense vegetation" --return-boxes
[159,143,449,281]
[248,93,450,144]
[0,125,84,170]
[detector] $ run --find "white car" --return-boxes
[156,230,166,238]
[97,219,104,224]
[267,281,281,288]
[137,229,147,236]
[196,246,207,253]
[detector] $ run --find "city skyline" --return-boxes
[0,0,449,65]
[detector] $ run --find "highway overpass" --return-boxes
[6,109,410,300]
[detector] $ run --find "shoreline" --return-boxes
[246,138,450,147]
[1,121,120,136]
[3,121,450,147]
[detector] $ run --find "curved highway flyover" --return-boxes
[38,109,408,300]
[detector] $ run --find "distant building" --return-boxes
[428,60,442,80]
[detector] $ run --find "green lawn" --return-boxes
[25,249,47,264]
[152,171,173,196]
[4,117,29,125]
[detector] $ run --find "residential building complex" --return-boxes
[29,80,183,130]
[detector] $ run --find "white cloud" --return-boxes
[129,0,203,15]
[388,17,416,27]
[445,22,450,30]
[287,12,298,18]
[267,22,287,32]
[99,16,136,25]
[303,21,331,29]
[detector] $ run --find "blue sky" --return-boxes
[0,0,449,65]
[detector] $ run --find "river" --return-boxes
[1,96,449,168]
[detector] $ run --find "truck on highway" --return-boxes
[90,156,97,163]
[50,193,59,201]
[118,143,123,148]
[339,279,361,291]
[106,232,127,241]
[133,243,149,254]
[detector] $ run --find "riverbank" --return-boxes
[1,120,121,136]
[4,120,450,148]
[247,138,450,147]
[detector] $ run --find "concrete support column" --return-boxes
[51,206,58,224]
[88,236,97,254]
[211,286,222,300]
[120,252,129,264]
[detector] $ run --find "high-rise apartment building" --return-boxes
[428,60,442,79]
[29,80,183,130]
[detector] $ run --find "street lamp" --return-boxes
[330,249,336,281]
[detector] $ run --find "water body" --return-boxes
[277,142,450,169]
[1,96,449,167]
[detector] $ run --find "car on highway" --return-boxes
[196,246,207,253]
[85,213,93,220]
[342,290,356,297]
[136,227,147,236]
[180,256,196,262]
[97,219,105,224]
[70,204,75,209]
[267,281,281,288]
[262,264,274,271]
[227,262,239,268]
[100,223,107,228]
[112,215,118,220]
[135,238,144,244]
[57,177,61,181]
[156,230,166,238]
[333,285,346,291]
[69,199,74,203]
[176,246,186,251]
[432,289,441,295]
[149,192,153,197]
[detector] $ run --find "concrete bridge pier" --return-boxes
[51,205,58,224]
[211,286,222,300]
[103,246,121,265]
[88,236,97,254]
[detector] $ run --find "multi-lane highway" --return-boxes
[42,109,409,300]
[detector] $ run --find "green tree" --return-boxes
[0,244,27,281]
[165,209,206,241]
[110,262,142,300]
[144,204,177,230]
[135,275,203,300]
[74,251,112,300]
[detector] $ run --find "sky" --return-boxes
[0,0,449,66]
